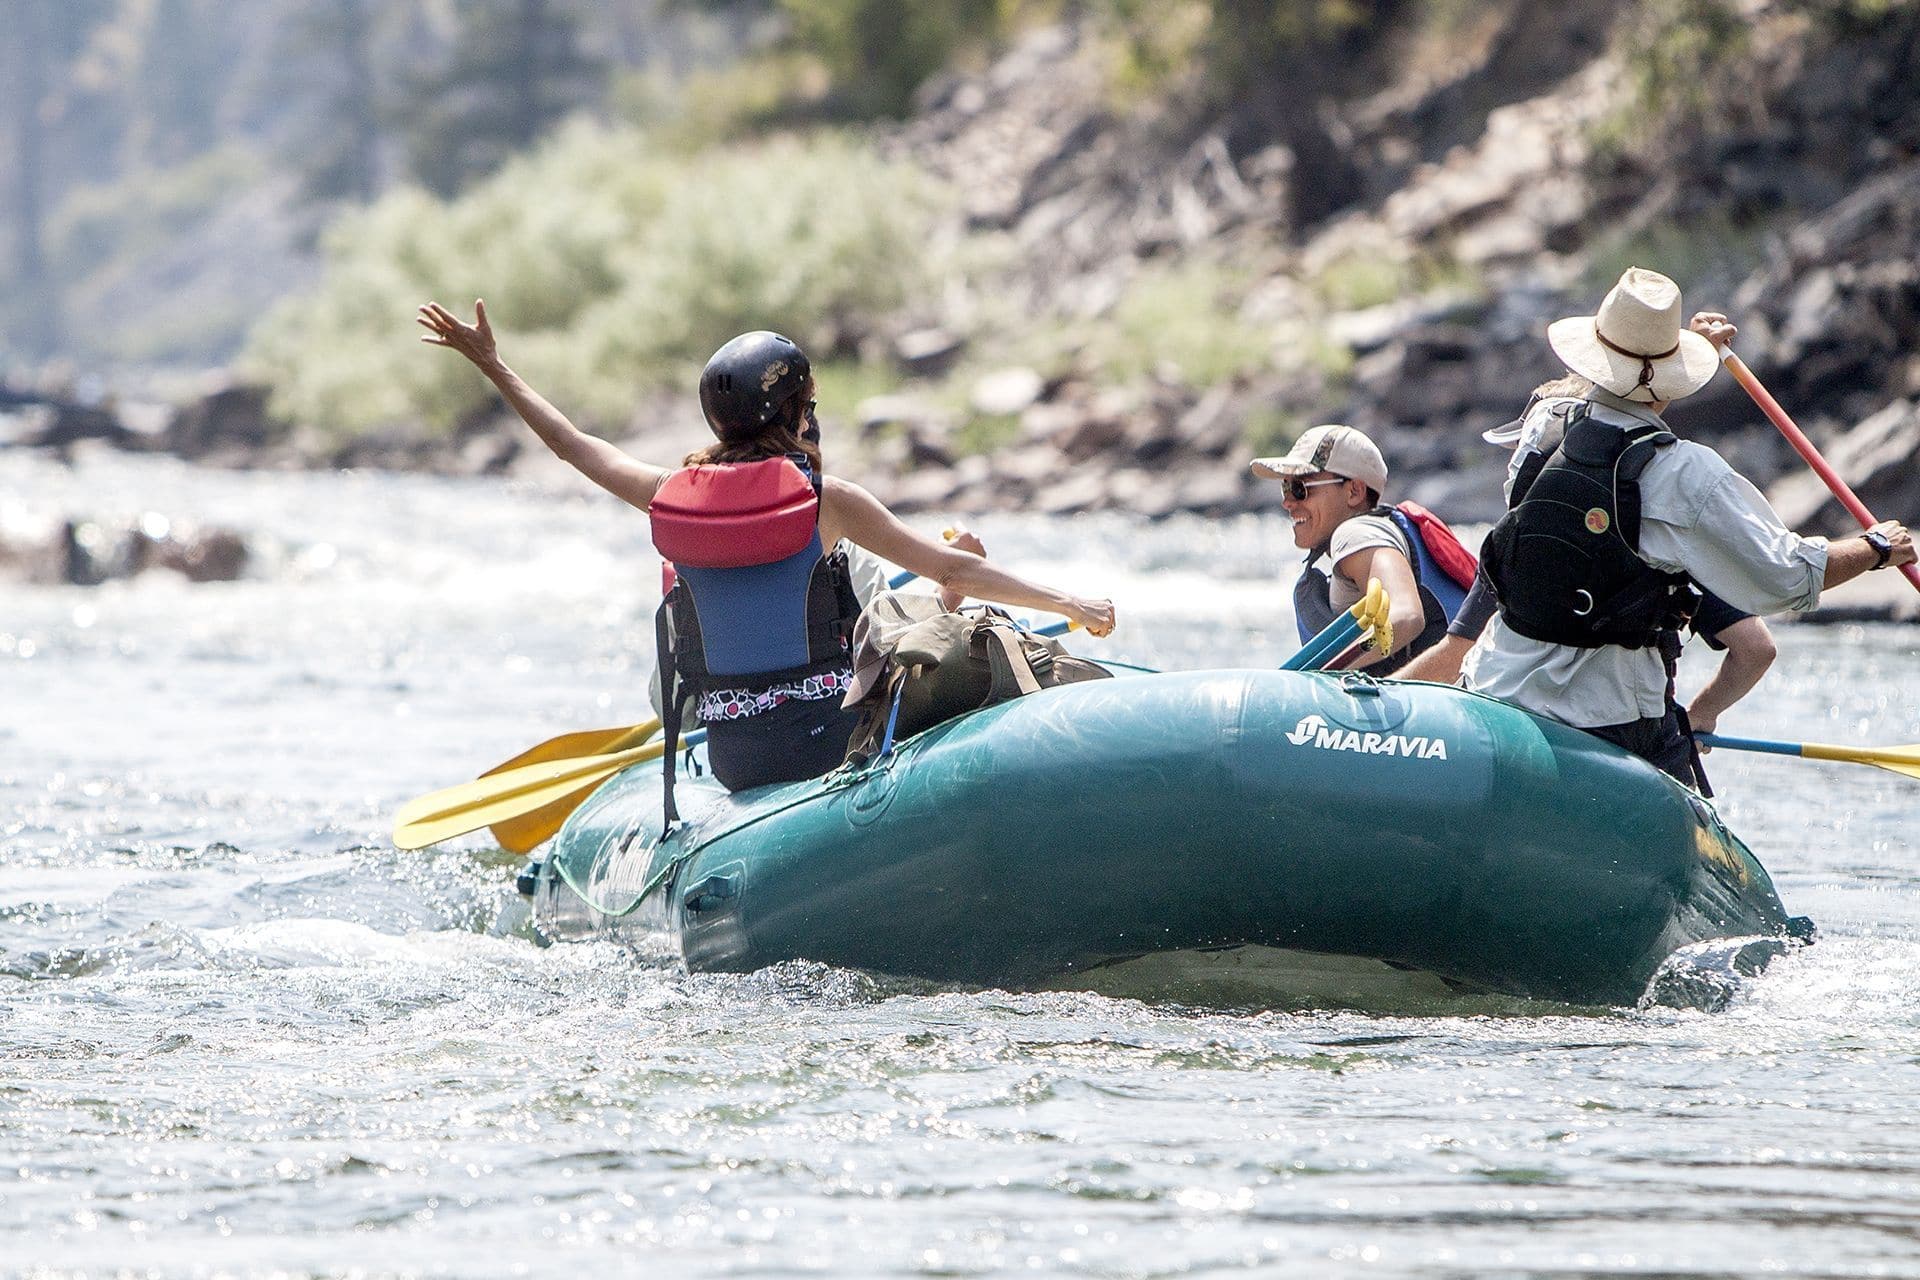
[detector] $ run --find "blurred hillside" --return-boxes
[5,0,1919,533]
[0,0,728,368]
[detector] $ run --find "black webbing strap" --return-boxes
[654,595,681,828]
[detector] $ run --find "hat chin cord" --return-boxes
[1596,330,1679,395]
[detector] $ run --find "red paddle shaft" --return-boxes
[1720,347,1920,595]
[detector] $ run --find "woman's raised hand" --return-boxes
[417,299,499,368]
[1072,598,1116,637]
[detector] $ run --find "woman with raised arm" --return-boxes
[419,300,1115,795]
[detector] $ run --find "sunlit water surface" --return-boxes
[4,450,1918,1278]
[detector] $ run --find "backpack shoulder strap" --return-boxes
[1612,422,1676,550]
[655,591,681,828]
[1509,401,1590,506]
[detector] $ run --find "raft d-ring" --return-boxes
[1338,671,1383,697]
[617,817,677,863]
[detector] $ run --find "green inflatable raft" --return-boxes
[528,668,1806,1008]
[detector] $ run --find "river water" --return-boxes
[4,448,1918,1278]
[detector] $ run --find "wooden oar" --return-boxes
[1718,346,1920,595]
[1697,732,1920,781]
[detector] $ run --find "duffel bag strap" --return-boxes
[978,622,1045,701]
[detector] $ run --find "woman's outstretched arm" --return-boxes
[821,478,1115,636]
[418,300,667,512]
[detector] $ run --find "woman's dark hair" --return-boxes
[684,376,822,475]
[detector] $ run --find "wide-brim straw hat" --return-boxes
[1547,267,1720,403]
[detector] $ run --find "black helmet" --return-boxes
[698,331,811,439]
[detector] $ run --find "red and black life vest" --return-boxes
[650,455,860,822]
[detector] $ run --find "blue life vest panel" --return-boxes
[670,534,830,678]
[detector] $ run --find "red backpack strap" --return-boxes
[649,458,819,569]
[1394,500,1479,589]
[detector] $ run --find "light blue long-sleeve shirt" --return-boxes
[1461,389,1828,727]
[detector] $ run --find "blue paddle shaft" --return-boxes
[1282,613,1361,671]
[1696,733,1801,758]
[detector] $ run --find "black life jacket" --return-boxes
[1292,504,1473,675]
[650,455,861,823]
[1480,404,1700,649]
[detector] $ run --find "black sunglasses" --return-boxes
[1280,476,1347,502]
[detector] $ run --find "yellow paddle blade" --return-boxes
[477,721,661,852]
[481,719,661,777]
[1801,741,1920,781]
[393,740,665,851]
[1368,615,1394,658]
[487,780,611,855]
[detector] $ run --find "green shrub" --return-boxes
[1597,0,1751,149]
[244,124,944,440]
[1089,0,1399,101]
[1241,404,1304,458]
[34,148,269,362]
[1311,251,1408,313]
[617,53,833,151]
[1579,211,1771,302]
[1081,260,1271,387]
[1091,0,1212,101]
[811,358,906,418]
[951,411,1023,456]
[779,0,1032,117]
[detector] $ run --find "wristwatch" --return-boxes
[1864,529,1894,570]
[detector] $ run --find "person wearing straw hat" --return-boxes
[1250,424,1471,673]
[1461,267,1913,783]
[1400,371,1780,795]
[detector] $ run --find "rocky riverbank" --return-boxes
[4,3,1917,620]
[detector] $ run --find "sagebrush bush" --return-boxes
[1085,260,1272,387]
[244,123,942,440]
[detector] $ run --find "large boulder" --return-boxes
[162,378,283,460]
[1,516,249,586]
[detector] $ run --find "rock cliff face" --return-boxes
[836,2,1920,538]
